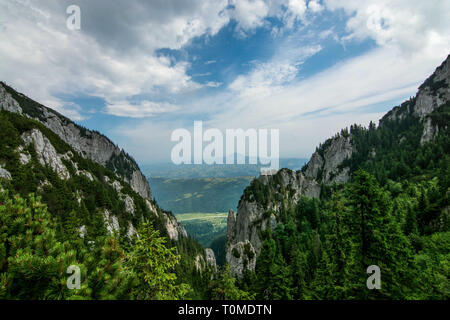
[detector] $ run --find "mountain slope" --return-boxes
[226,54,450,299]
[0,83,216,299]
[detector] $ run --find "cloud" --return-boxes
[0,0,229,119]
[230,0,269,33]
[284,0,307,28]
[1,0,449,164]
[308,0,323,13]
[228,44,322,97]
[205,81,222,88]
[104,100,179,118]
[325,0,450,53]
[0,0,323,120]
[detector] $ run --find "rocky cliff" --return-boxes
[226,54,450,276]
[0,81,188,242]
[0,82,151,200]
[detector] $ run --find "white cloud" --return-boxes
[228,44,322,97]
[105,100,179,118]
[205,81,222,88]
[325,0,450,53]
[0,0,229,119]
[231,0,270,34]
[308,0,323,13]
[0,0,325,120]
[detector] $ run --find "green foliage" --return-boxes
[0,107,208,300]
[208,265,254,300]
[175,213,227,247]
[241,169,449,300]
[149,176,253,213]
[125,221,190,299]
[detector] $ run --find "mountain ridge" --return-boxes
[226,54,450,276]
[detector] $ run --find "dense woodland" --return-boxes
[230,99,449,299]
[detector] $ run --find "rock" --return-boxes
[130,170,152,200]
[226,170,320,276]
[124,195,135,215]
[103,210,120,234]
[0,165,11,180]
[21,129,70,180]
[304,151,323,179]
[16,146,31,165]
[0,84,22,114]
[79,225,86,239]
[226,241,256,276]
[421,117,439,145]
[194,249,217,273]
[165,214,188,241]
[194,254,205,272]
[0,82,153,201]
[303,135,353,185]
[205,248,217,270]
[127,222,138,239]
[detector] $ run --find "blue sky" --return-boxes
[1,0,449,164]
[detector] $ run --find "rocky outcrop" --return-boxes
[0,84,22,114]
[205,248,217,271]
[165,214,188,241]
[194,248,217,273]
[103,209,120,234]
[226,56,450,277]
[226,170,320,276]
[21,129,71,180]
[130,170,152,200]
[0,82,192,244]
[414,57,450,120]
[0,82,152,200]
[0,165,11,180]
[303,134,353,185]
[383,54,450,144]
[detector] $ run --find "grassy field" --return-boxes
[175,212,228,248]
[149,176,254,213]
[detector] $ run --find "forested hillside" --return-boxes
[0,86,215,299]
[225,55,450,299]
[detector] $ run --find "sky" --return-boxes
[0,0,449,164]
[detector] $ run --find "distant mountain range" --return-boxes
[142,158,308,179]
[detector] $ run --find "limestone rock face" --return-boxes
[0,85,22,114]
[303,135,353,185]
[0,165,11,180]
[194,248,218,273]
[0,82,192,244]
[164,214,188,241]
[205,248,217,270]
[226,170,320,276]
[21,129,71,180]
[413,57,450,120]
[0,82,152,201]
[421,117,440,145]
[103,210,120,234]
[130,170,152,200]
[383,55,450,145]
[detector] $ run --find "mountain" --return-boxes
[141,158,308,179]
[0,82,216,299]
[225,55,450,299]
